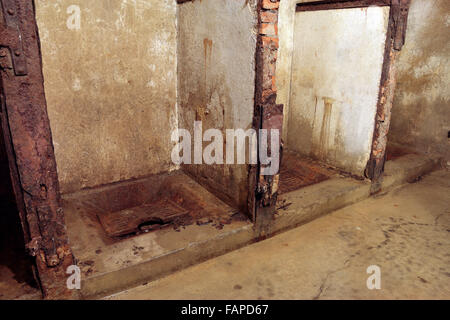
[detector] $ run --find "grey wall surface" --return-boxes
[389,0,450,162]
[177,0,258,211]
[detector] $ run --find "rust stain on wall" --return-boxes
[178,0,257,214]
[317,97,333,160]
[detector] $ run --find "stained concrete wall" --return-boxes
[389,0,450,162]
[276,0,297,144]
[177,0,258,211]
[277,1,387,144]
[287,7,389,176]
[35,0,178,193]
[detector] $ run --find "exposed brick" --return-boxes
[254,0,283,233]
[257,0,280,101]
[260,10,278,23]
[260,23,278,36]
[263,55,276,76]
[261,0,279,10]
[269,63,276,77]
[261,36,279,48]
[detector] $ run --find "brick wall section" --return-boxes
[258,0,280,103]
[250,0,282,231]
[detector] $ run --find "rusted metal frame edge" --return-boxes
[0,0,43,294]
[0,0,76,299]
[365,7,396,190]
[250,1,282,236]
[0,0,28,75]
[247,19,263,224]
[366,0,411,194]
[0,96,46,294]
[296,0,391,11]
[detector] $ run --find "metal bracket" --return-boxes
[0,0,27,75]
[391,0,411,51]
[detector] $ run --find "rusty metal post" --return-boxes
[0,0,76,299]
[249,0,283,236]
[366,0,411,194]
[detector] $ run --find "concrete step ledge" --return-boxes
[89,154,439,299]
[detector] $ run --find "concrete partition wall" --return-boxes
[177,0,258,212]
[390,0,450,162]
[287,6,390,176]
[35,0,178,193]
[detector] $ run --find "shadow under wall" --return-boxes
[0,122,38,299]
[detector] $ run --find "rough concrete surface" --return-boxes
[107,169,450,300]
[177,0,258,211]
[390,0,450,162]
[35,0,178,193]
[276,0,298,144]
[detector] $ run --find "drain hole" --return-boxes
[138,218,167,232]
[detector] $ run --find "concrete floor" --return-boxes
[107,169,450,300]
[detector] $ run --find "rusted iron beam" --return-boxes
[366,0,411,193]
[250,0,283,236]
[391,0,411,50]
[0,0,76,299]
[296,0,391,12]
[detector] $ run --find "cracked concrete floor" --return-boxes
[107,169,450,300]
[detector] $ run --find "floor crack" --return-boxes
[313,258,351,300]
